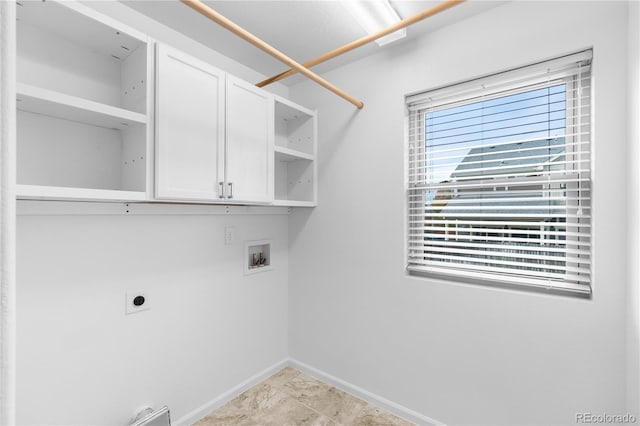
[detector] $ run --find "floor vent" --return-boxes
[130,406,171,426]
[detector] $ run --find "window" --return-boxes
[406,50,592,294]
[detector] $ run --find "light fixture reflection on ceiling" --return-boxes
[342,0,406,46]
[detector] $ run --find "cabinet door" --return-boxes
[225,75,274,203]
[156,44,225,201]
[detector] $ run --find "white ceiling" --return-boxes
[121,0,506,86]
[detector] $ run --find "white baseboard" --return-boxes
[286,358,445,426]
[173,358,289,426]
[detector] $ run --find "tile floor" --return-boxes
[193,367,416,426]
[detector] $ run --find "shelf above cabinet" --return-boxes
[16,184,147,202]
[16,83,147,130]
[274,146,315,162]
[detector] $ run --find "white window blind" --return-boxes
[406,50,592,294]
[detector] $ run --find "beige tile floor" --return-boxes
[193,367,416,426]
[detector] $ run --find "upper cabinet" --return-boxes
[15,1,152,201]
[155,44,225,201]
[226,76,274,203]
[13,2,316,207]
[155,45,274,204]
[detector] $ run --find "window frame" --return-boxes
[404,51,593,295]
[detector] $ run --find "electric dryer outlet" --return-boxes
[125,291,150,315]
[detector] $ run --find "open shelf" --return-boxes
[16,0,150,202]
[274,146,314,162]
[17,83,146,130]
[17,1,144,62]
[17,0,148,113]
[16,184,146,202]
[274,156,315,205]
[275,97,315,156]
[17,109,148,198]
[273,97,317,206]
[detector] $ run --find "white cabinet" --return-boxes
[155,45,274,203]
[226,76,274,203]
[15,0,152,201]
[14,4,314,208]
[155,44,225,201]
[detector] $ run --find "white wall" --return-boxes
[627,0,640,419]
[15,3,290,425]
[16,208,288,425]
[288,2,630,425]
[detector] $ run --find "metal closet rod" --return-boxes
[257,0,465,88]
[180,0,365,109]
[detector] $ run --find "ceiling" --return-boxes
[121,0,506,86]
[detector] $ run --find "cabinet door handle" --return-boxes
[227,182,233,199]
[219,181,224,199]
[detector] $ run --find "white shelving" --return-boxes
[15,0,152,201]
[16,185,147,202]
[273,97,317,206]
[274,146,314,162]
[16,0,147,112]
[274,97,315,155]
[17,83,146,130]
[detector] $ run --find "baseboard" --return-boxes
[287,358,445,426]
[173,358,289,426]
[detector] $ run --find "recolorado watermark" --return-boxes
[576,413,637,424]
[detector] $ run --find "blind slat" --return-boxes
[410,162,590,183]
[408,235,592,246]
[408,133,590,157]
[407,219,591,228]
[410,197,589,205]
[409,176,590,191]
[408,245,589,262]
[411,206,587,213]
[408,253,590,275]
[410,241,590,256]
[410,152,586,170]
[424,98,589,131]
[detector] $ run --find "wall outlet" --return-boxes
[125,291,150,315]
[225,226,235,245]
